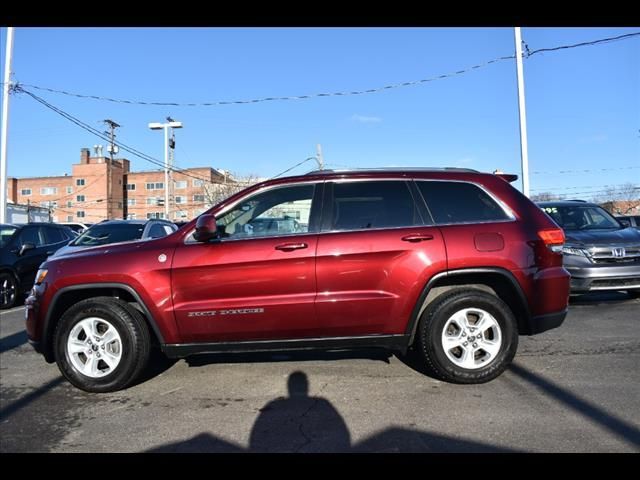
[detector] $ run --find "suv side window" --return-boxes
[43,226,65,244]
[417,181,510,225]
[215,184,316,240]
[18,226,44,247]
[327,180,420,231]
[148,223,169,239]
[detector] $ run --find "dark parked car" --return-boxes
[616,215,640,229]
[27,168,570,392]
[538,200,640,296]
[0,223,76,309]
[50,219,178,258]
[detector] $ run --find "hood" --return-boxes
[49,238,151,260]
[564,227,640,247]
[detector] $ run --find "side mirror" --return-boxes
[19,242,36,256]
[618,218,631,228]
[194,214,218,242]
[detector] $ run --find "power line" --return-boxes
[531,166,640,175]
[6,32,639,109]
[526,32,640,57]
[270,157,316,179]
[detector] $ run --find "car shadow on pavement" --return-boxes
[0,330,28,354]
[569,291,638,306]
[184,348,392,368]
[145,370,517,453]
[509,362,640,448]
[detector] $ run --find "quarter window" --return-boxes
[416,181,509,224]
[328,181,420,231]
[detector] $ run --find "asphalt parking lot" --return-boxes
[1,291,639,453]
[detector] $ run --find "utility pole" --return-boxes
[316,144,324,170]
[103,119,120,219]
[514,27,530,198]
[0,27,15,224]
[149,119,182,219]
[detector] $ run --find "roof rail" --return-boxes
[305,167,480,175]
[567,199,588,202]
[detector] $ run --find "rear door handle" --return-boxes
[401,234,434,243]
[275,242,308,252]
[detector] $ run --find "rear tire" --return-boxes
[416,288,518,384]
[54,296,151,393]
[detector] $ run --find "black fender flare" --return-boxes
[405,268,532,343]
[42,283,165,361]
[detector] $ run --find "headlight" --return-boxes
[562,246,590,257]
[34,269,48,285]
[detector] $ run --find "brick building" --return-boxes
[7,148,225,223]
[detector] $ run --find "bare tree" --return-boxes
[202,172,263,208]
[595,182,640,215]
[530,192,561,202]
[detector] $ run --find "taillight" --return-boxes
[538,228,565,252]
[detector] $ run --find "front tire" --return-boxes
[416,289,518,384]
[54,297,151,393]
[0,272,19,310]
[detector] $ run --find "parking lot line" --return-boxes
[1,306,25,315]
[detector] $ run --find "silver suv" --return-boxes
[51,219,178,258]
[538,200,640,296]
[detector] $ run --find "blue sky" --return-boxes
[1,27,638,198]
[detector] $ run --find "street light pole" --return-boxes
[0,27,15,224]
[514,27,530,198]
[149,120,182,219]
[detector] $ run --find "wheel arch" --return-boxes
[42,283,164,362]
[406,268,532,344]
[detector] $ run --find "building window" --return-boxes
[76,195,85,202]
[175,180,187,189]
[146,212,166,219]
[127,198,136,206]
[76,178,85,186]
[193,179,204,187]
[21,188,32,196]
[174,210,189,219]
[146,182,164,190]
[118,179,122,185]
[77,211,85,218]
[126,213,137,220]
[66,201,72,208]
[40,201,58,208]
[40,187,58,195]
[146,197,158,205]
[126,184,136,191]
[67,215,73,222]
[175,196,186,204]
[193,194,205,203]
[117,202,123,209]
[66,186,73,194]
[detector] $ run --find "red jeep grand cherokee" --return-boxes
[25,168,570,392]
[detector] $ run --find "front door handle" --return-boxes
[275,242,308,252]
[401,234,434,243]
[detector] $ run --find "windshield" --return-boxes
[70,224,145,247]
[541,205,622,230]
[0,226,18,248]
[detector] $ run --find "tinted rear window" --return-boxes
[417,181,509,224]
[329,181,420,231]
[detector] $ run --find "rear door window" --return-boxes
[326,181,421,231]
[416,181,510,224]
[18,227,44,247]
[43,226,65,244]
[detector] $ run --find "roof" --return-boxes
[305,167,479,175]
[536,200,598,207]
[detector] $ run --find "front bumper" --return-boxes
[566,263,640,292]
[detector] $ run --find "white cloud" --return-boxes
[351,114,382,124]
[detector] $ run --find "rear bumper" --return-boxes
[528,309,568,335]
